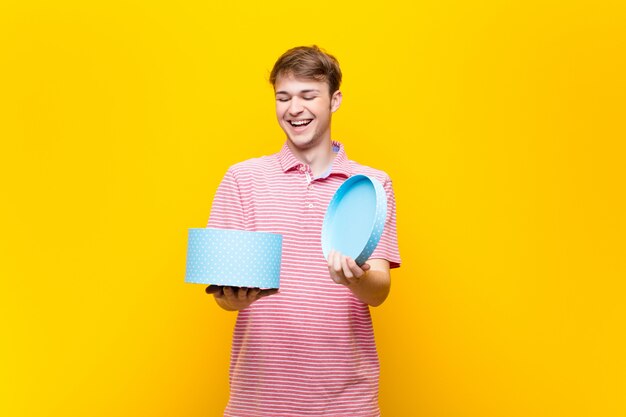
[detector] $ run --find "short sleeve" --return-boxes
[368,176,401,268]
[207,169,247,230]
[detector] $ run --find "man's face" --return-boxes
[274,73,342,150]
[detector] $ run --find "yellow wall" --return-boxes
[1,1,624,416]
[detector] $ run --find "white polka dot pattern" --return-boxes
[355,176,387,265]
[185,228,282,289]
[354,177,387,265]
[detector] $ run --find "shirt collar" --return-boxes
[277,140,352,178]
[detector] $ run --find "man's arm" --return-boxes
[327,250,391,307]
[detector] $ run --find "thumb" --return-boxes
[361,263,371,271]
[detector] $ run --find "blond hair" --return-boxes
[269,45,342,97]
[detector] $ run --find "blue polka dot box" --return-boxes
[185,228,283,289]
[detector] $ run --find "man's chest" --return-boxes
[241,174,343,238]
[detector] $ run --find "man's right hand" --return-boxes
[206,285,279,311]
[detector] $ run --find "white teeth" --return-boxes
[290,119,312,126]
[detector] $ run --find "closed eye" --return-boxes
[276,96,316,102]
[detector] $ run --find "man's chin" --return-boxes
[286,135,317,150]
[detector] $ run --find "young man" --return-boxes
[206,45,401,417]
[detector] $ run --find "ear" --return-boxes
[330,90,342,113]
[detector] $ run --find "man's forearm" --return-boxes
[346,269,391,307]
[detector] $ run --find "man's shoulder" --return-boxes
[225,153,279,177]
[347,159,393,185]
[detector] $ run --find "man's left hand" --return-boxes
[327,249,371,287]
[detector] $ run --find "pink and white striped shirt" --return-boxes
[207,140,401,416]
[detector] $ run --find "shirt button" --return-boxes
[308,203,314,208]
[299,166,306,172]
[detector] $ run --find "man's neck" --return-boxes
[287,138,337,178]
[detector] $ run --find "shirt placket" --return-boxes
[299,165,316,211]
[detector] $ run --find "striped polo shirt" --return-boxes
[207,140,401,417]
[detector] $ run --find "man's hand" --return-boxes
[327,249,391,307]
[327,249,371,287]
[206,285,278,311]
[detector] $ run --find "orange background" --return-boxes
[1,1,625,416]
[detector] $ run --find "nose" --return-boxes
[288,97,304,115]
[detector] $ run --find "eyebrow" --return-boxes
[275,89,320,95]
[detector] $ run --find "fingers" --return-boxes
[223,286,235,299]
[332,250,342,273]
[205,285,222,295]
[247,288,261,303]
[341,255,354,279]
[237,287,249,301]
[346,257,366,279]
[257,288,279,298]
[214,285,278,300]
[328,250,343,284]
[328,249,370,286]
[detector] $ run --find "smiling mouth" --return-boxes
[289,119,313,127]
